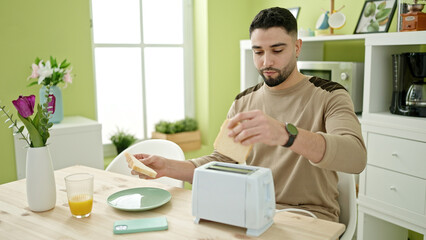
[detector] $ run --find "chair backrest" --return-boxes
[336,172,357,240]
[105,139,186,188]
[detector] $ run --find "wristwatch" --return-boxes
[283,122,298,148]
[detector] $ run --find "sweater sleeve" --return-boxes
[189,150,238,168]
[310,90,367,173]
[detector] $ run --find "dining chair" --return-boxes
[337,171,357,240]
[105,139,186,188]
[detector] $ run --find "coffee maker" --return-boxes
[390,52,426,117]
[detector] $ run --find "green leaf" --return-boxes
[18,114,44,147]
[50,56,57,68]
[61,62,70,69]
[33,110,41,127]
[40,117,48,125]
[52,71,58,82]
[18,126,24,133]
[60,59,70,68]
[27,81,39,87]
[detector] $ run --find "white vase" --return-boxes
[26,146,56,212]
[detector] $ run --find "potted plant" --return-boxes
[151,117,201,151]
[110,128,137,154]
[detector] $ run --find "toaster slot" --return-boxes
[207,163,256,175]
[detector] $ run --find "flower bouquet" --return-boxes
[28,56,73,87]
[27,56,73,123]
[1,94,52,148]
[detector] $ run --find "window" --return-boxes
[91,0,194,143]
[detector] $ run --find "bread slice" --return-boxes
[213,119,253,163]
[124,152,157,178]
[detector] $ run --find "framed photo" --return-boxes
[354,0,397,34]
[288,7,301,20]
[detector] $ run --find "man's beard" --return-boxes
[258,61,296,87]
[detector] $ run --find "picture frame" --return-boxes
[288,7,301,20]
[354,0,397,34]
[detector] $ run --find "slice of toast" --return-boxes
[213,119,253,163]
[124,152,157,178]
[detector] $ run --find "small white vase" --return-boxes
[26,146,56,212]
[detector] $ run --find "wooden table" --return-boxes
[0,166,345,239]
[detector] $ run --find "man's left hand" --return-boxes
[227,110,288,146]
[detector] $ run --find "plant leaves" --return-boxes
[18,126,24,133]
[18,114,44,147]
[60,59,70,68]
[27,81,39,87]
[40,118,48,125]
[52,71,58,81]
[50,56,57,68]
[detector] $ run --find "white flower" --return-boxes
[37,60,53,84]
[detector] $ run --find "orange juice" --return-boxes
[68,194,93,216]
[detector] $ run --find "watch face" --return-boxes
[286,123,298,135]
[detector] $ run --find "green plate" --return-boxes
[107,187,171,211]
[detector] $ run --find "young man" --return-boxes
[131,7,366,222]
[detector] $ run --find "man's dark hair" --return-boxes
[249,7,297,38]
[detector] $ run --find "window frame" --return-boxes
[89,0,194,149]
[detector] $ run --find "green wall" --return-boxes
[0,0,96,184]
[186,0,253,159]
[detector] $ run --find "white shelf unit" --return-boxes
[14,116,104,180]
[240,31,426,240]
[357,31,426,240]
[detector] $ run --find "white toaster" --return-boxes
[192,161,275,236]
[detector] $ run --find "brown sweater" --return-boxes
[190,76,367,222]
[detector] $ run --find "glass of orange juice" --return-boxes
[64,173,94,218]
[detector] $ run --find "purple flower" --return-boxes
[47,94,56,114]
[12,95,36,118]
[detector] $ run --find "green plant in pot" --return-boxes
[155,117,198,134]
[153,117,200,151]
[110,128,137,154]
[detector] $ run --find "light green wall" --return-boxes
[189,0,253,159]
[0,0,96,184]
